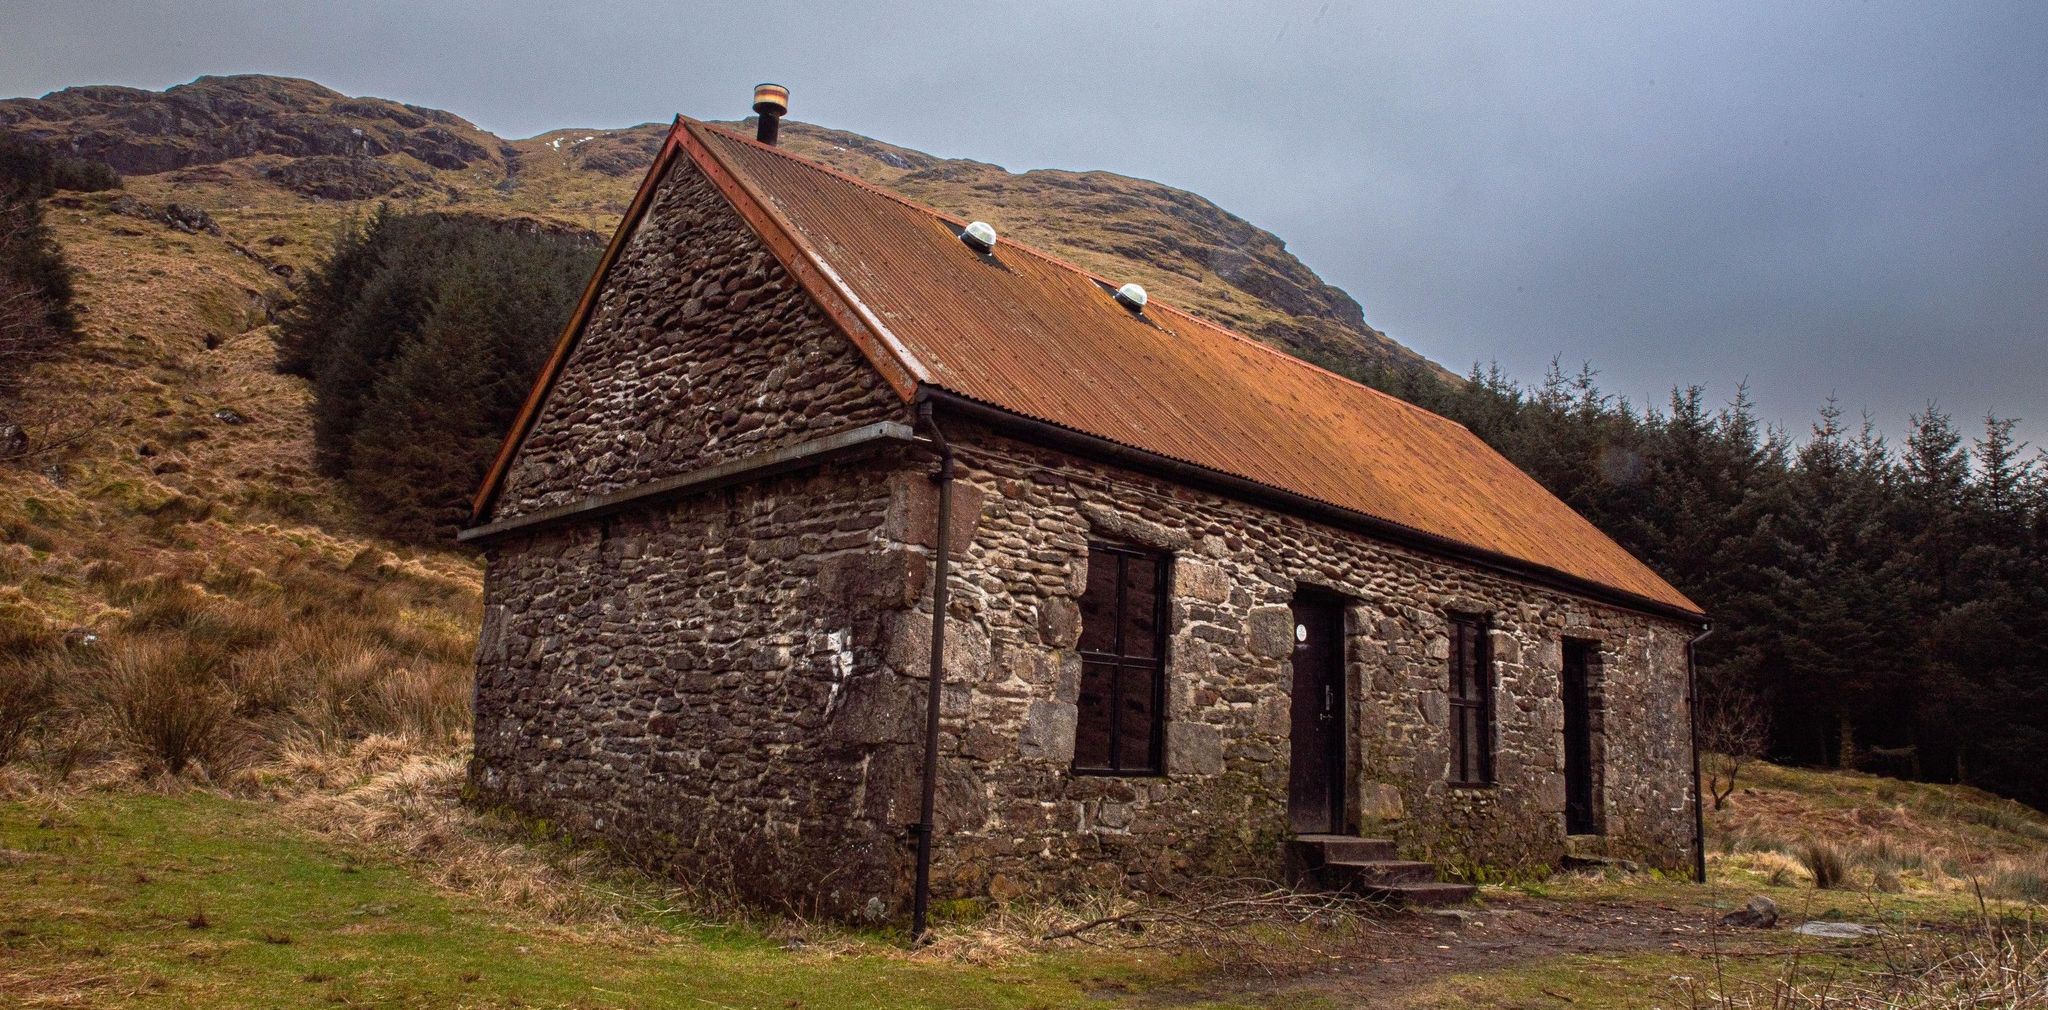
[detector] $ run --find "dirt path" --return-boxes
[1144,894,1722,1007]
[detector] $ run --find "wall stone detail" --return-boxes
[903,424,1697,899]
[472,459,931,920]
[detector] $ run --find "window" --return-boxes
[1448,613,1494,786]
[1073,544,1169,775]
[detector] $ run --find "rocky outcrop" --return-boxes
[0,75,504,175]
[265,155,428,200]
[108,195,219,235]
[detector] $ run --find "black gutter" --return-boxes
[921,389,1705,627]
[457,422,915,543]
[909,400,953,944]
[1686,624,1715,884]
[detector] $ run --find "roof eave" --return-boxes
[920,385,1708,625]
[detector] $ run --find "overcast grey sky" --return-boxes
[8,1,2046,447]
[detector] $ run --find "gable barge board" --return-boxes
[458,421,917,544]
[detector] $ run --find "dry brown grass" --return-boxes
[1686,917,2048,1009]
[1709,761,2048,904]
[257,736,674,929]
[0,174,485,795]
[1798,841,1850,891]
[0,536,476,786]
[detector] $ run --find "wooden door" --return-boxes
[1288,594,1345,833]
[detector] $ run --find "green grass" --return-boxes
[1402,946,1871,1009]
[0,792,1222,1009]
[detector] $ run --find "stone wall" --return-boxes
[893,423,1698,900]
[474,416,1697,916]
[471,457,938,920]
[492,154,904,521]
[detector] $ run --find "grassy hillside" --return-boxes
[0,176,479,780]
[1709,762,2048,902]
[1,754,2041,1008]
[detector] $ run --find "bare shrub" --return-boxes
[0,655,57,762]
[0,276,64,411]
[1799,841,1850,890]
[1701,684,1770,811]
[90,638,242,777]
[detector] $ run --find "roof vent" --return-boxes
[1113,282,1148,313]
[753,83,789,146]
[961,220,997,254]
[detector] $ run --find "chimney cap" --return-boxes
[1114,282,1148,313]
[753,83,789,117]
[961,220,997,253]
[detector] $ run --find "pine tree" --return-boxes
[284,209,596,539]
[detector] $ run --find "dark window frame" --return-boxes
[1072,543,1171,777]
[1561,636,1606,834]
[1447,612,1496,787]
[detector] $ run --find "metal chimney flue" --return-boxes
[753,83,789,145]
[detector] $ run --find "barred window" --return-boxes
[1448,613,1495,786]
[1072,544,1168,775]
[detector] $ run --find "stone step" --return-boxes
[1286,833,1475,907]
[1564,833,1609,859]
[1358,880,1479,907]
[1323,858,1439,885]
[1291,834,1398,863]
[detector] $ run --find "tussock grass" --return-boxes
[0,655,56,763]
[1798,842,1850,891]
[0,535,476,785]
[1991,858,2048,905]
[89,636,243,776]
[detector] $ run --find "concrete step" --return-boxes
[1359,880,1479,906]
[1323,858,1439,885]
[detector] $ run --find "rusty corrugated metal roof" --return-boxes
[688,122,1700,616]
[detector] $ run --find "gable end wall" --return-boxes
[491,152,903,521]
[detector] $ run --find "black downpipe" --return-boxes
[910,401,953,943]
[1686,624,1715,884]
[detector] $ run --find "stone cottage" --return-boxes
[462,109,1708,922]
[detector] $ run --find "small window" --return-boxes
[1448,613,1494,786]
[1073,544,1169,775]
